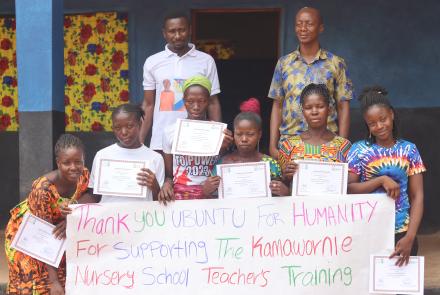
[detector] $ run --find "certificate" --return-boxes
[218,162,271,199]
[369,255,424,294]
[291,160,348,196]
[94,159,148,198]
[10,213,66,267]
[172,119,226,156]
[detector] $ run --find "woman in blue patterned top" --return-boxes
[347,86,425,266]
[203,99,289,197]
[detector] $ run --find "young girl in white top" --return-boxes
[89,103,165,202]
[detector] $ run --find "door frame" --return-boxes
[190,8,281,58]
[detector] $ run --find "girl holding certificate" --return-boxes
[5,134,89,295]
[159,75,233,202]
[347,86,425,266]
[203,98,290,197]
[88,103,164,203]
[278,83,352,183]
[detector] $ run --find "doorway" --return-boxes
[191,8,281,154]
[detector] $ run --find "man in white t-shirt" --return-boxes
[139,12,222,150]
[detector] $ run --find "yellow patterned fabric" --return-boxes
[0,17,18,131]
[5,169,89,294]
[278,135,352,172]
[64,12,129,131]
[268,48,353,140]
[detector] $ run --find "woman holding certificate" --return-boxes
[5,134,89,295]
[278,83,352,183]
[203,98,290,197]
[159,75,233,202]
[347,86,425,266]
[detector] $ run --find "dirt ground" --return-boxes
[419,230,440,288]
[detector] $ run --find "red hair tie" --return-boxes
[240,97,260,115]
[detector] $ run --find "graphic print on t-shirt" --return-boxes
[172,79,186,111]
[159,78,186,112]
[159,79,175,111]
[174,154,219,185]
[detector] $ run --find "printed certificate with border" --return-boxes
[218,161,271,199]
[94,159,148,198]
[291,160,348,196]
[369,255,424,294]
[171,119,226,156]
[10,213,66,267]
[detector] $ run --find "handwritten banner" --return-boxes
[66,194,394,294]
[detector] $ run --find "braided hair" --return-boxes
[358,86,398,144]
[111,103,145,123]
[54,134,85,158]
[300,83,331,105]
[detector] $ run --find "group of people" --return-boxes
[4,6,425,295]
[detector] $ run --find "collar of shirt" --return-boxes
[292,47,328,64]
[164,43,197,58]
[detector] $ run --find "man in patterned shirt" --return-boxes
[268,7,353,159]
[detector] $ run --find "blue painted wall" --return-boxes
[0,1,13,13]
[15,0,64,112]
[61,0,440,108]
[1,0,440,228]
[2,0,439,109]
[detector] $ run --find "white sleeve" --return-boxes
[154,154,165,187]
[162,125,174,154]
[88,153,99,189]
[206,56,220,96]
[142,57,156,90]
